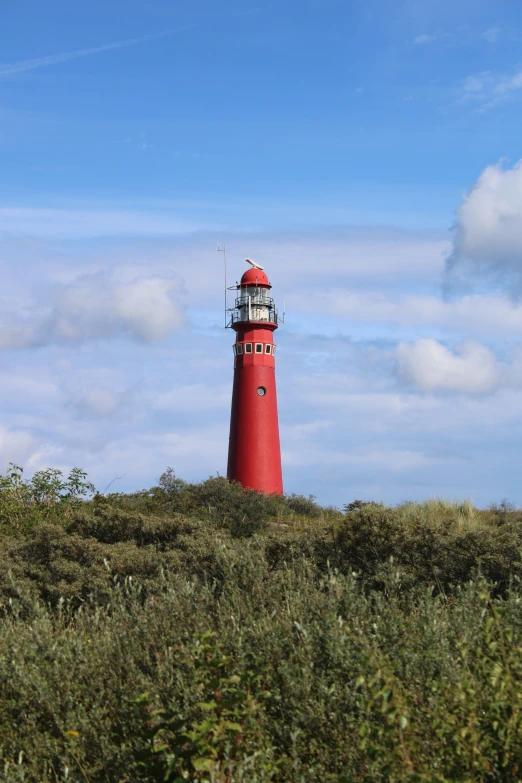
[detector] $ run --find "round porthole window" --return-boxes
[257,386,266,396]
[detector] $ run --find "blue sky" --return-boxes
[1,0,522,506]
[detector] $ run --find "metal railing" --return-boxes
[226,292,284,328]
[227,308,279,327]
[235,292,274,308]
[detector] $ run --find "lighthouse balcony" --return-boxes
[235,292,275,308]
[227,308,279,326]
[227,294,279,326]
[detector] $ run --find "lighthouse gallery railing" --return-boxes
[227,293,279,326]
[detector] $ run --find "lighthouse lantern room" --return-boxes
[226,259,283,495]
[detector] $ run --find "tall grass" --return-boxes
[1,467,522,781]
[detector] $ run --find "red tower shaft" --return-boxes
[227,265,283,495]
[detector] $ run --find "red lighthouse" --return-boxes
[227,259,283,494]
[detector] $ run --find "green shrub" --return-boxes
[284,493,323,518]
[3,565,522,781]
[3,467,522,781]
[332,500,522,592]
[0,464,95,533]
[188,476,279,537]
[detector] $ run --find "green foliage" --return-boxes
[103,469,337,534]
[0,464,95,532]
[344,499,380,513]
[3,468,522,780]
[105,470,284,536]
[189,475,279,536]
[331,499,522,591]
[132,631,277,781]
[284,493,323,518]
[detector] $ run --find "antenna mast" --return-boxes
[217,243,227,327]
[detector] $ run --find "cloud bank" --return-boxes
[0,276,184,349]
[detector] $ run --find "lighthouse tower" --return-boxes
[227,259,283,494]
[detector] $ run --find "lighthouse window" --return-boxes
[235,344,243,355]
[257,386,266,396]
[245,343,253,353]
[255,343,263,353]
[272,346,276,355]
[265,344,271,354]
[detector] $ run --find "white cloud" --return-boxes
[113,278,184,341]
[494,71,522,97]
[415,28,500,51]
[395,339,500,393]
[414,34,437,44]
[0,425,40,471]
[446,159,522,288]
[459,68,522,109]
[0,275,184,349]
[482,26,500,43]
[49,276,184,343]
[75,386,125,418]
[461,72,491,94]
[296,290,522,336]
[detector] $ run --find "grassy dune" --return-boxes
[1,467,522,781]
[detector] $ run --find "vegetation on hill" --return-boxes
[1,465,522,781]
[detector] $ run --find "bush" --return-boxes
[332,500,522,592]
[3,467,522,780]
[284,493,323,518]
[3,564,522,781]
[0,464,95,533]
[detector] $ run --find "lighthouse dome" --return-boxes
[239,267,271,288]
